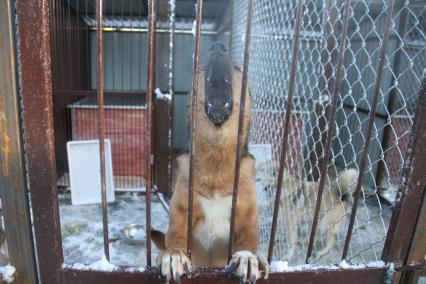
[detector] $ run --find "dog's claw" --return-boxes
[156,249,190,284]
[228,251,269,283]
[227,256,240,273]
[258,255,269,279]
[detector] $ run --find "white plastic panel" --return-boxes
[67,140,115,205]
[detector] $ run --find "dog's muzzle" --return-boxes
[205,101,232,127]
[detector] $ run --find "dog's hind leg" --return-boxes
[315,212,339,259]
[283,199,298,262]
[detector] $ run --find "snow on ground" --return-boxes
[270,260,385,272]
[256,179,392,265]
[60,182,391,267]
[60,193,168,267]
[0,265,15,283]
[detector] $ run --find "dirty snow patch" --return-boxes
[63,258,146,273]
[191,20,196,36]
[0,265,15,283]
[270,260,385,272]
[155,88,172,101]
[64,256,116,272]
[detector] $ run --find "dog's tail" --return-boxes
[333,168,360,203]
[151,230,167,250]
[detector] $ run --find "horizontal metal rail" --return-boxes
[60,266,387,283]
[89,27,218,35]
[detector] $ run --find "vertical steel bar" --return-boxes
[76,0,81,89]
[67,0,73,88]
[86,0,90,88]
[399,187,426,282]
[228,0,234,51]
[228,0,254,261]
[382,70,426,264]
[16,0,63,282]
[146,0,157,267]
[0,1,37,282]
[305,0,351,263]
[308,0,339,181]
[267,0,305,263]
[341,0,396,260]
[96,0,110,261]
[167,0,176,195]
[375,6,408,187]
[187,0,203,259]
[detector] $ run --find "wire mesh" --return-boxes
[231,0,426,264]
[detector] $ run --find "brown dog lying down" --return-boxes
[281,168,360,261]
[152,42,269,283]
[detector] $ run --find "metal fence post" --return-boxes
[382,70,426,282]
[16,0,64,283]
[0,1,37,282]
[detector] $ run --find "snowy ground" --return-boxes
[60,193,168,267]
[256,184,392,265]
[60,185,391,267]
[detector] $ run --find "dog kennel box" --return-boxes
[68,96,146,179]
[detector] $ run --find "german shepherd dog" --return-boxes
[152,42,269,283]
[281,168,360,261]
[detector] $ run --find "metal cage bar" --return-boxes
[187,0,204,259]
[228,0,254,261]
[305,0,352,263]
[60,266,386,283]
[341,0,396,261]
[96,0,110,261]
[146,0,157,267]
[16,1,63,282]
[167,0,176,195]
[267,0,305,263]
[0,1,37,282]
[10,0,426,281]
[382,70,426,268]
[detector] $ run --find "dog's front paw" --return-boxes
[156,249,191,284]
[227,251,269,284]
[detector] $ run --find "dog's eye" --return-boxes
[224,102,230,108]
[224,78,230,84]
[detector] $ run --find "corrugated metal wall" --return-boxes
[89,32,216,149]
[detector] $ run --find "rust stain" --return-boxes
[0,112,11,176]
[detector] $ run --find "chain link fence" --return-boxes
[231,0,426,264]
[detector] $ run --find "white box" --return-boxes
[67,140,115,205]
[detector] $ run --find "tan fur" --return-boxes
[162,68,258,267]
[281,168,360,260]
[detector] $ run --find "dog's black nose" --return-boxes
[209,42,228,54]
[205,100,233,127]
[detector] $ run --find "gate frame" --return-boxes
[0,1,38,283]
[4,0,425,283]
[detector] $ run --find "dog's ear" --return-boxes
[151,230,167,250]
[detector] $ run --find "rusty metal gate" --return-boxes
[0,0,425,283]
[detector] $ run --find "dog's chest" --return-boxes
[195,194,232,251]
